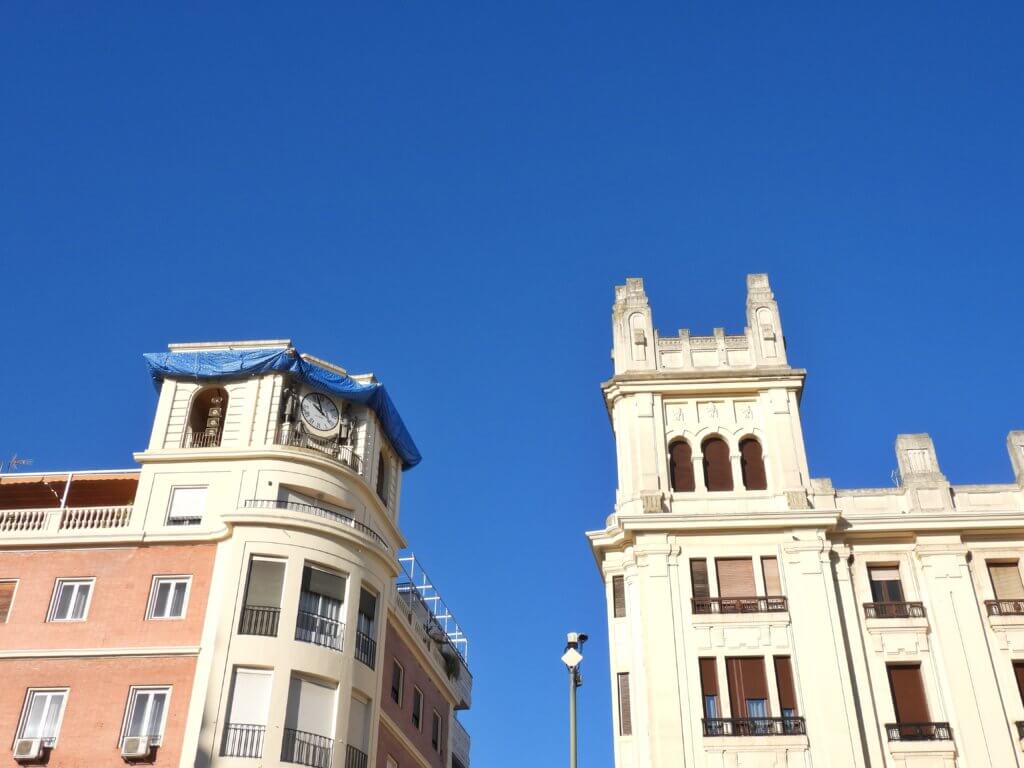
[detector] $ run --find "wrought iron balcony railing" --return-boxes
[345,744,369,768]
[295,609,345,651]
[238,605,280,637]
[986,599,1024,616]
[692,596,788,614]
[864,601,926,619]
[885,722,951,741]
[222,723,265,758]
[183,430,221,448]
[275,426,362,473]
[355,630,377,669]
[702,717,806,736]
[244,499,388,549]
[281,728,333,768]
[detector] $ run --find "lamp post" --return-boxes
[561,631,588,768]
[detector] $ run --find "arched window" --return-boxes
[185,387,228,448]
[669,441,695,492]
[702,436,733,492]
[740,437,767,491]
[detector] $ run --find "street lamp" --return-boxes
[561,631,588,768]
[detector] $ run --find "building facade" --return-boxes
[0,340,471,768]
[587,276,1024,768]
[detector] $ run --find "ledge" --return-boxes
[703,734,809,750]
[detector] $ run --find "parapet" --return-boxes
[611,274,789,375]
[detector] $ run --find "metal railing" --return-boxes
[244,499,387,549]
[355,630,377,669]
[281,729,333,768]
[692,596,788,614]
[183,430,221,448]
[986,599,1024,616]
[295,609,344,651]
[885,722,952,741]
[238,605,280,637]
[864,602,926,619]
[345,744,369,768]
[222,723,265,758]
[702,717,806,736]
[275,427,363,473]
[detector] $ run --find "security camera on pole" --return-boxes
[562,632,588,768]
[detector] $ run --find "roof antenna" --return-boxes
[1,454,33,473]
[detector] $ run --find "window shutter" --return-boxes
[887,665,930,724]
[989,562,1024,600]
[1014,661,1024,705]
[740,439,767,491]
[702,438,734,492]
[868,565,905,602]
[0,582,15,621]
[617,673,632,736]
[699,658,719,698]
[761,558,781,596]
[726,657,769,716]
[690,560,710,599]
[167,486,207,521]
[717,559,756,598]
[612,576,626,618]
[229,669,272,726]
[774,657,798,715]
[669,441,695,492]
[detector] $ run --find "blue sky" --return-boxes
[2,4,1023,766]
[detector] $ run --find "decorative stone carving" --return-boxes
[641,492,664,514]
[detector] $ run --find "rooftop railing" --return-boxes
[274,426,363,474]
[0,506,133,535]
[692,596,788,614]
[702,717,806,736]
[243,499,387,549]
[864,602,926,619]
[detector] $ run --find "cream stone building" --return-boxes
[587,276,1024,768]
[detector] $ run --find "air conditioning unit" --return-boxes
[120,736,151,759]
[13,739,43,762]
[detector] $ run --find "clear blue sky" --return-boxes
[2,4,1023,767]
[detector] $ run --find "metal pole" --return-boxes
[569,665,578,768]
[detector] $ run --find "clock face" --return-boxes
[300,392,340,432]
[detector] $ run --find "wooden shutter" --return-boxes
[612,576,626,618]
[690,560,710,599]
[0,581,14,621]
[669,441,695,492]
[761,558,781,596]
[887,664,930,723]
[774,657,798,714]
[726,657,769,717]
[702,438,734,492]
[740,439,767,491]
[617,673,632,736]
[989,562,1024,599]
[717,558,755,598]
[699,657,719,699]
[1014,661,1024,705]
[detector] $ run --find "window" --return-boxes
[612,576,626,618]
[222,668,272,758]
[716,558,755,598]
[702,437,733,492]
[774,657,798,718]
[868,565,905,603]
[761,557,781,597]
[283,677,337,762]
[166,486,207,526]
[184,387,227,448]
[376,451,392,505]
[699,658,719,719]
[617,673,632,736]
[887,664,930,728]
[739,437,767,491]
[690,559,710,599]
[412,687,423,730]
[726,657,770,719]
[0,580,17,622]
[16,689,68,746]
[240,557,286,637]
[989,561,1024,600]
[356,589,378,668]
[431,710,442,751]
[48,578,93,621]
[122,687,170,745]
[669,440,695,492]
[391,661,404,705]
[296,565,346,650]
[1014,661,1024,706]
[147,577,191,619]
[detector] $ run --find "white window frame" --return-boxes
[16,688,69,747]
[390,660,404,706]
[120,686,172,746]
[411,686,424,731]
[431,709,442,752]
[47,578,95,622]
[165,486,208,526]
[146,576,192,620]
[386,757,398,768]
[0,579,19,623]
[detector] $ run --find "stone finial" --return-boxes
[614,277,650,310]
[895,434,947,484]
[612,278,657,375]
[745,273,788,366]
[1008,431,1024,486]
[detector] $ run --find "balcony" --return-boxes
[355,630,376,669]
[692,596,788,614]
[295,607,344,651]
[703,717,806,736]
[885,722,951,741]
[243,499,387,550]
[281,729,333,768]
[0,505,133,535]
[864,602,926,619]
[275,426,363,473]
[183,429,221,448]
[345,744,368,768]
[238,605,280,637]
[986,599,1024,616]
[222,724,265,758]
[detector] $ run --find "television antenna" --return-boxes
[1,454,33,473]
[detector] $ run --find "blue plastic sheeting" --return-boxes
[143,347,422,469]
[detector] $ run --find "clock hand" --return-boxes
[314,398,325,417]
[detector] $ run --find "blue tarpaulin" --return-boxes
[143,346,422,469]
